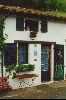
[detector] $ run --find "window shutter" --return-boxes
[41,20,47,33]
[16,18,24,31]
[4,43,17,66]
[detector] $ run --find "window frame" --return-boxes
[4,43,28,66]
[18,43,28,64]
[25,18,39,32]
[16,17,39,32]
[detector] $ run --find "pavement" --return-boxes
[0,80,66,99]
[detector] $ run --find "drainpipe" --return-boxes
[1,50,3,77]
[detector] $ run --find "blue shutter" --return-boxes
[41,20,47,33]
[4,43,17,66]
[16,18,24,31]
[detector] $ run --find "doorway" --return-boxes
[41,44,51,82]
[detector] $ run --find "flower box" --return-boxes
[16,64,35,73]
[6,64,35,79]
[6,64,35,74]
[16,74,38,79]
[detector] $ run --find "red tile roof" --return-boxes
[0,5,66,22]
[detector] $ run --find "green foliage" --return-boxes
[27,64,35,71]
[0,16,8,51]
[30,31,37,38]
[6,64,35,79]
[16,64,35,73]
[6,64,15,75]
[55,64,63,80]
[1,0,66,12]
[12,72,16,79]
[6,64,35,74]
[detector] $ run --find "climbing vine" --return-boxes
[0,15,8,77]
[0,16,8,51]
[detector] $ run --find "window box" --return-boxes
[16,64,35,73]
[6,64,35,74]
[6,64,35,79]
[16,74,38,79]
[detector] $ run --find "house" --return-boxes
[0,5,66,89]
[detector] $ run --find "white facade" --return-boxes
[1,17,66,89]
[4,17,65,43]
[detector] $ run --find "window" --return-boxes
[41,48,49,71]
[18,44,28,64]
[25,19,38,32]
[16,18,24,31]
[4,43,17,66]
[4,43,28,66]
[41,20,47,33]
[16,17,38,32]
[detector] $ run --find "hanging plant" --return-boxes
[30,31,37,38]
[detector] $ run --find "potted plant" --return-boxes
[30,31,37,38]
[6,64,35,78]
[15,64,35,73]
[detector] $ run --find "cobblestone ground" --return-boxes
[0,80,66,99]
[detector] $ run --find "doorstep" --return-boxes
[41,81,59,85]
[41,81,54,85]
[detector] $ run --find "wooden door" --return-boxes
[41,44,51,82]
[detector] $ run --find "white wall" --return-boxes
[4,17,66,65]
[4,17,66,44]
[3,17,66,88]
